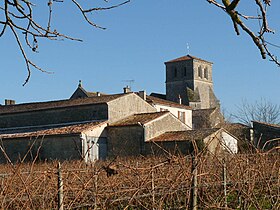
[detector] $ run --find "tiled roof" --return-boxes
[150,93,166,100]
[0,121,106,139]
[165,55,213,64]
[149,128,219,142]
[86,92,107,97]
[252,121,280,129]
[0,93,130,115]
[222,123,250,130]
[192,108,216,117]
[146,96,192,110]
[109,111,169,127]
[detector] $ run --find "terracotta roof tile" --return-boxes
[109,111,169,127]
[149,128,219,142]
[146,96,192,110]
[0,93,130,115]
[0,121,106,139]
[165,55,212,64]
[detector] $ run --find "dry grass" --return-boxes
[0,153,279,209]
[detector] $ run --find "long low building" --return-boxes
[0,83,238,163]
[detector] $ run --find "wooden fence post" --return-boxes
[189,155,198,210]
[151,166,155,210]
[223,158,228,209]
[57,162,64,210]
[94,174,98,209]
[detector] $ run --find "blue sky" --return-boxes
[0,0,279,117]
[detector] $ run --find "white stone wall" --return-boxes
[108,93,156,123]
[82,123,108,162]
[144,113,190,141]
[221,131,238,154]
[152,104,192,129]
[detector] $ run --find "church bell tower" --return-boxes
[165,55,219,109]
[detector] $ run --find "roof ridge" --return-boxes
[0,93,130,115]
[165,54,212,64]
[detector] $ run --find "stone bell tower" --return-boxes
[165,54,219,109]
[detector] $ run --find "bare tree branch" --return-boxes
[208,0,280,67]
[0,0,130,85]
[233,98,280,126]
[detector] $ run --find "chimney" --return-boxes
[5,99,15,105]
[139,90,146,101]
[96,92,101,97]
[178,95,182,104]
[123,86,131,94]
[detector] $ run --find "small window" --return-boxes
[204,68,208,79]
[174,68,177,78]
[178,111,186,123]
[184,67,187,77]
[198,66,202,78]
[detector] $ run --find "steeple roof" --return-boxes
[165,54,213,64]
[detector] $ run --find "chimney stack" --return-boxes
[96,92,101,97]
[123,86,131,94]
[178,95,182,104]
[139,90,146,101]
[5,99,15,105]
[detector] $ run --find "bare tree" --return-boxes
[208,0,280,66]
[0,0,130,85]
[234,98,280,126]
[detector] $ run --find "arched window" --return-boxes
[204,68,208,79]
[198,66,202,78]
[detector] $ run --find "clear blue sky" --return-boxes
[0,0,280,117]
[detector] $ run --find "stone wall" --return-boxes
[107,126,144,157]
[165,57,219,110]
[108,94,156,123]
[145,113,189,140]
[0,135,82,163]
[165,60,194,105]
[152,104,192,128]
[192,60,214,109]
[144,141,193,156]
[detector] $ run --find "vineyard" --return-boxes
[0,153,279,209]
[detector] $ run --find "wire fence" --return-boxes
[0,153,279,209]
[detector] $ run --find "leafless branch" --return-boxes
[234,98,280,126]
[0,0,130,85]
[208,0,280,67]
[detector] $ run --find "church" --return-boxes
[0,54,237,163]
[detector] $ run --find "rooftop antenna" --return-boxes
[122,79,135,89]
[187,43,190,55]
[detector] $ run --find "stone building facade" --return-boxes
[0,93,156,163]
[147,128,238,155]
[107,111,190,157]
[0,54,242,163]
[0,92,156,129]
[165,55,219,109]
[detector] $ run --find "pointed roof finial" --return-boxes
[78,80,82,87]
